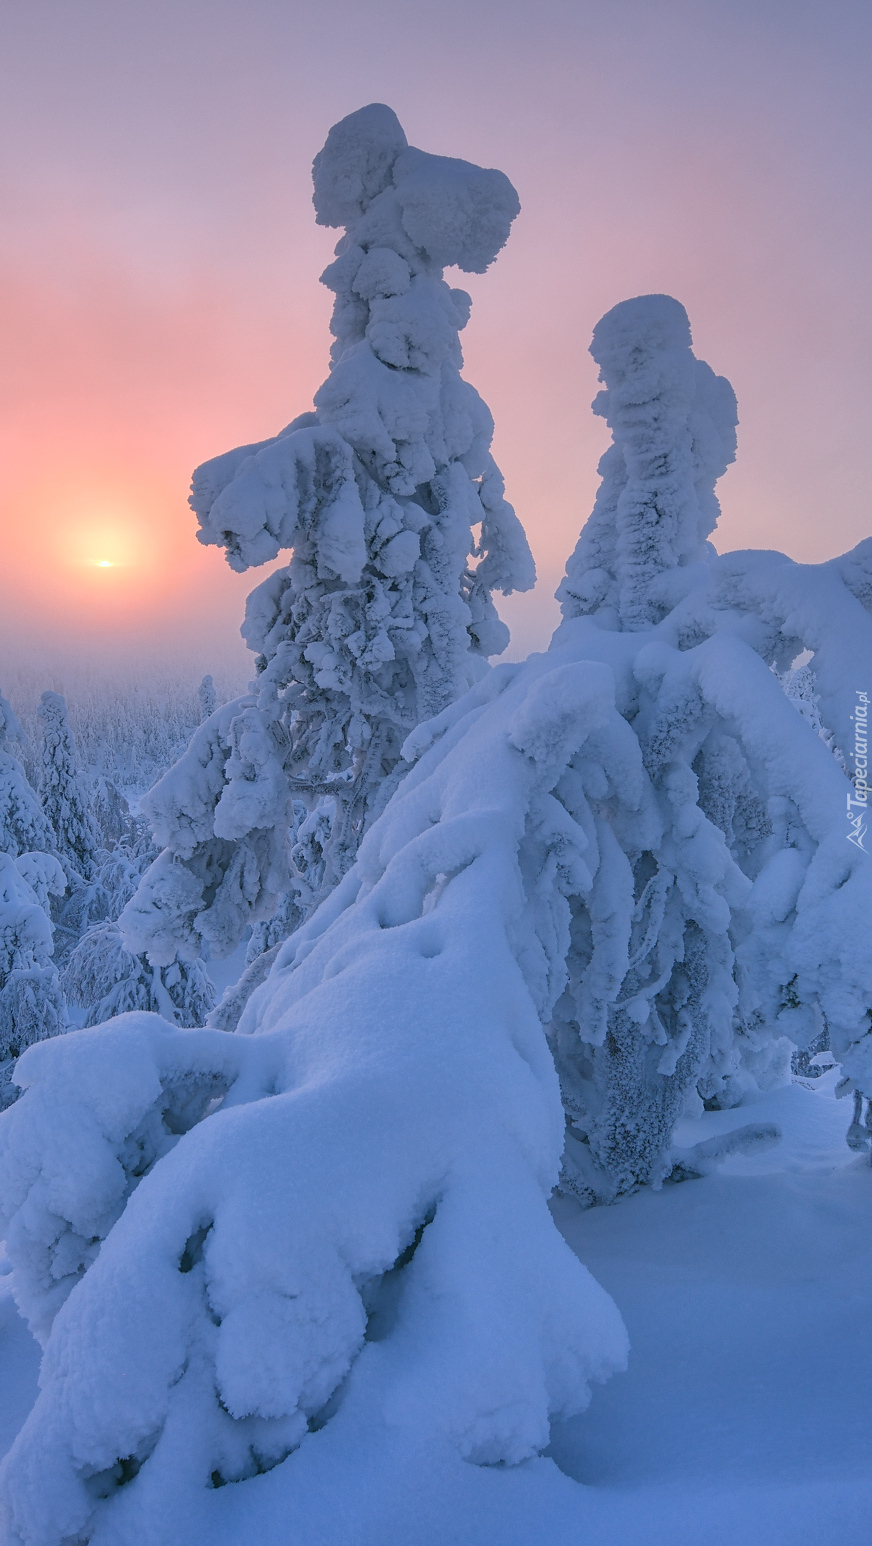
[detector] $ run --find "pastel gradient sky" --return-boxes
[1,0,870,679]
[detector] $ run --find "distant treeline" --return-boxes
[3,660,248,799]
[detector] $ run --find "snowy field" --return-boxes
[2,1071,868,1546]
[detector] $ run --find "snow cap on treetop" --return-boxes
[590,294,737,488]
[313,103,520,273]
[558,293,738,630]
[592,292,692,370]
[313,103,408,227]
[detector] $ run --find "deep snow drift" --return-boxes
[1,1073,870,1546]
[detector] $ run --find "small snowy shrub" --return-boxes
[120,102,534,972]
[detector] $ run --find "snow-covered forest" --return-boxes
[1,102,871,1546]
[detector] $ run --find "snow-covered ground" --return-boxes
[1,1070,868,1545]
[548,1072,872,1545]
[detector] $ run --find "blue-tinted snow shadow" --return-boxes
[0,1265,40,1463]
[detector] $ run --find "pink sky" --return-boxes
[1,0,870,680]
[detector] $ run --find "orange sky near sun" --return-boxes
[0,233,327,670]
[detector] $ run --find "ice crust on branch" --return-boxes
[122,103,533,970]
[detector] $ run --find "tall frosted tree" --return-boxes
[38,692,97,881]
[197,675,218,723]
[37,691,103,964]
[550,294,870,1199]
[0,689,55,860]
[0,850,67,1109]
[0,691,68,1106]
[120,103,534,971]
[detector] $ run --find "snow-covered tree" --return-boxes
[3,305,871,1542]
[0,688,55,859]
[119,102,534,972]
[62,777,181,1028]
[548,295,871,1199]
[63,921,215,1029]
[36,691,107,965]
[38,691,98,881]
[91,776,134,851]
[0,849,66,1109]
[197,674,218,722]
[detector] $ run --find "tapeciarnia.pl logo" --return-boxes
[847,690,868,851]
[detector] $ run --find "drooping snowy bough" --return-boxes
[0,651,632,1544]
[119,103,534,980]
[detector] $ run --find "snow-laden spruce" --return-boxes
[63,780,215,1031]
[557,294,739,631]
[63,922,215,1030]
[197,675,218,724]
[0,691,55,861]
[0,850,66,1110]
[37,693,97,883]
[120,103,534,974]
[548,295,872,1200]
[35,692,113,969]
[0,690,69,1107]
